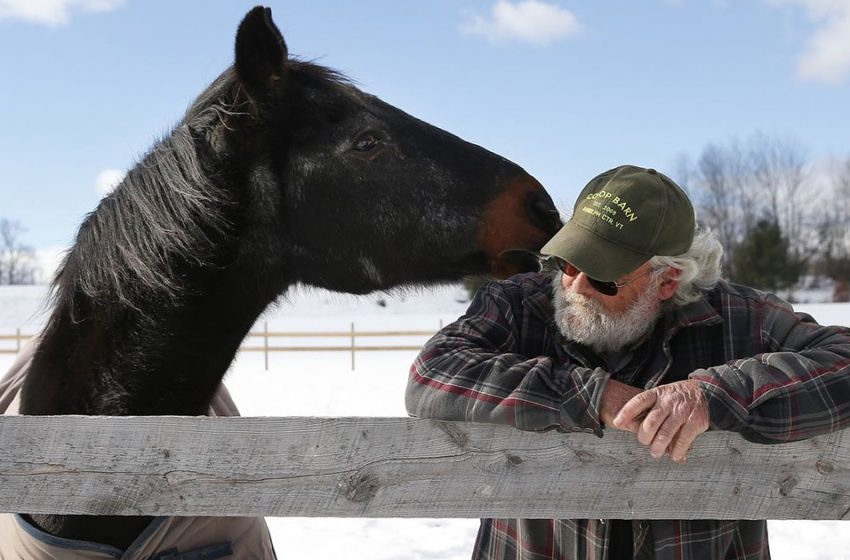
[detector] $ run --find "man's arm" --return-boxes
[615,293,850,460]
[406,280,612,435]
[689,297,850,443]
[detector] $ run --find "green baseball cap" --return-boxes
[540,165,695,282]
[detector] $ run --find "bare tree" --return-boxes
[0,218,37,285]
[687,134,814,282]
[693,142,749,276]
[820,156,850,300]
[748,134,811,259]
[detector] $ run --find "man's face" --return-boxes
[552,262,673,353]
[559,261,658,313]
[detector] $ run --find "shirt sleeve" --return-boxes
[689,293,850,443]
[406,281,610,436]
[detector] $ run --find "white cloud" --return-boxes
[95,168,125,195]
[460,0,582,46]
[0,0,124,27]
[765,0,850,84]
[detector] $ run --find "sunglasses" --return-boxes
[550,257,652,296]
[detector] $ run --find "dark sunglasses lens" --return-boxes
[588,277,618,296]
[557,260,578,276]
[555,258,619,296]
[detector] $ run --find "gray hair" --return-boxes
[649,226,723,307]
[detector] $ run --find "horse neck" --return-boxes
[19,252,290,549]
[23,264,290,417]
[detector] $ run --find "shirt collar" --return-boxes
[663,293,723,333]
[525,273,558,324]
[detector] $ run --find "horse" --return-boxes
[7,5,561,553]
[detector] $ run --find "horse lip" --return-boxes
[476,248,544,279]
[499,249,542,269]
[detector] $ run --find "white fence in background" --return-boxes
[0,321,445,370]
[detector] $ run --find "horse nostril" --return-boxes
[526,190,563,234]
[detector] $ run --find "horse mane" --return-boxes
[50,60,354,321]
[52,69,242,318]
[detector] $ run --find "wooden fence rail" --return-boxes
[1,415,850,520]
[0,329,23,353]
[0,322,444,369]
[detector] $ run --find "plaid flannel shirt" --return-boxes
[406,272,850,560]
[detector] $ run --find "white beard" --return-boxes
[551,274,662,353]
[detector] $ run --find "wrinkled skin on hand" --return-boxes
[611,379,710,463]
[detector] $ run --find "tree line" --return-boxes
[676,133,850,301]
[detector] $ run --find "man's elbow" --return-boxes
[404,384,421,417]
[406,378,459,421]
[405,373,430,418]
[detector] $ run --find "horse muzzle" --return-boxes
[478,174,563,279]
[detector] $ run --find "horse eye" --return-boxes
[352,132,382,152]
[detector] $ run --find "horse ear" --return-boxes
[235,6,288,96]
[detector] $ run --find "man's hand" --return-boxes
[599,379,643,429]
[612,379,709,463]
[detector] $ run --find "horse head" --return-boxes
[31,4,564,415]
[220,6,561,295]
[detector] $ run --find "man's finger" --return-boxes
[668,432,693,464]
[613,390,656,430]
[649,415,683,458]
[669,416,707,463]
[599,380,644,431]
[636,407,668,447]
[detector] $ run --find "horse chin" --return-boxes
[489,249,543,279]
[438,250,541,281]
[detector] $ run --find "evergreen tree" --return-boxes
[732,219,805,292]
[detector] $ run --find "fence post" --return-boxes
[264,321,269,371]
[350,322,356,371]
[16,328,21,352]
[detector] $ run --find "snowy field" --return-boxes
[2,284,850,559]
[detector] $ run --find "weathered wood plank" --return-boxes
[1,415,849,519]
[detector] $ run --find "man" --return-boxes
[406,164,850,560]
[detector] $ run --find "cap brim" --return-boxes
[540,221,650,282]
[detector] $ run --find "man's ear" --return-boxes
[658,268,681,302]
[234,6,288,98]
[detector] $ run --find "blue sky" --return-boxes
[1,0,849,271]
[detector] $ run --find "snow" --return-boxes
[2,284,850,559]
